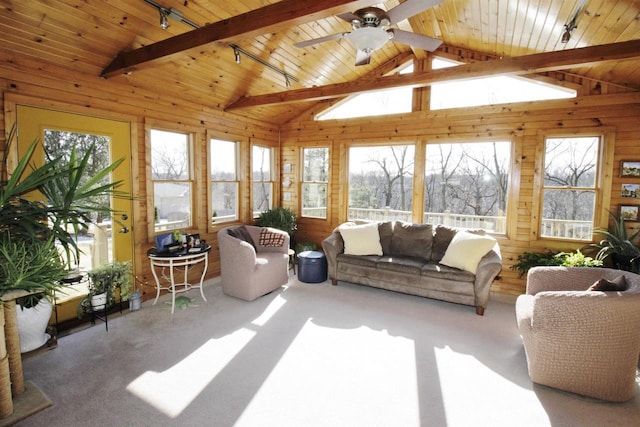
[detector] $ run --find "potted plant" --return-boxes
[255,207,297,246]
[511,249,602,278]
[583,210,640,272]
[81,261,132,313]
[1,124,127,350]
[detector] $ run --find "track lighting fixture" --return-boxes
[159,8,169,30]
[229,44,299,89]
[142,0,297,88]
[561,0,586,44]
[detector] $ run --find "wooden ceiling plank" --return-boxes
[100,0,381,78]
[226,39,640,110]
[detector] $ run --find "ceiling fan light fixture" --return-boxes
[346,27,391,53]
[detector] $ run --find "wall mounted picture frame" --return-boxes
[621,160,640,178]
[622,183,640,198]
[620,205,640,221]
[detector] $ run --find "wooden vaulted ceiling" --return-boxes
[1,0,639,125]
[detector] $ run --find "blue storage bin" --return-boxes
[297,251,327,283]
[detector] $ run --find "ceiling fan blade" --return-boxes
[355,49,372,66]
[387,0,444,25]
[389,29,443,52]
[294,32,348,48]
[337,12,359,23]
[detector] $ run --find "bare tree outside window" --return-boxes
[348,145,414,222]
[252,145,273,215]
[541,136,599,240]
[425,142,511,232]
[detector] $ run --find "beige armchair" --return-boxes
[218,225,290,301]
[515,266,640,402]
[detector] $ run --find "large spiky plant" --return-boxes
[0,124,127,302]
[583,210,640,272]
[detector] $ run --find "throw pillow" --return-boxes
[228,225,256,249]
[259,227,286,247]
[378,221,394,255]
[588,275,628,292]
[431,225,459,262]
[391,222,433,261]
[439,230,497,274]
[339,222,383,256]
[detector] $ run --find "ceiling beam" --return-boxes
[225,39,640,110]
[101,0,381,78]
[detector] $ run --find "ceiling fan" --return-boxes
[294,0,444,66]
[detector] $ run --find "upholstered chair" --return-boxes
[218,225,290,301]
[515,266,640,402]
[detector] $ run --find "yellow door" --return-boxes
[16,105,133,322]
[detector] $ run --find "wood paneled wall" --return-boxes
[0,56,279,301]
[280,92,640,296]
[2,51,640,300]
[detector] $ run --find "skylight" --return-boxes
[315,57,576,120]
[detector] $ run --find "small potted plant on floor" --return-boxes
[81,261,132,313]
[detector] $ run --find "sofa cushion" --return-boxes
[439,231,497,274]
[339,222,383,256]
[378,221,394,255]
[391,222,433,261]
[337,253,379,268]
[376,256,425,275]
[431,225,458,262]
[228,225,256,250]
[421,263,476,282]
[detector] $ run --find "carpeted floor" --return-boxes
[15,275,640,426]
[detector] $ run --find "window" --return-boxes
[316,64,414,120]
[348,145,414,222]
[151,129,192,232]
[430,57,575,110]
[424,141,511,233]
[252,145,274,216]
[210,138,238,223]
[540,136,600,240]
[301,147,329,219]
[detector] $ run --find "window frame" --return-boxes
[146,121,201,239]
[300,146,330,220]
[208,134,240,226]
[423,137,516,236]
[534,128,615,243]
[251,143,276,217]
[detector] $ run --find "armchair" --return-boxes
[515,266,640,401]
[218,225,290,301]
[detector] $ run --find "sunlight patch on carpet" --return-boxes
[235,320,421,426]
[251,294,287,327]
[126,328,256,417]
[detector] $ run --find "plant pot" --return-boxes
[91,292,108,311]
[16,298,52,353]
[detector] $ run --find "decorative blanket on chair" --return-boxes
[259,228,286,247]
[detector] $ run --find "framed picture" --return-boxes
[155,232,176,251]
[622,183,640,198]
[621,160,640,178]
[620,205,640,221]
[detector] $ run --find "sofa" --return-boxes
[218,225,290,301]
[322,221,502,315]
[516,266,640,401]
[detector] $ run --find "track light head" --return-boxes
[159,8,169,30]
[234,48,241,64]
